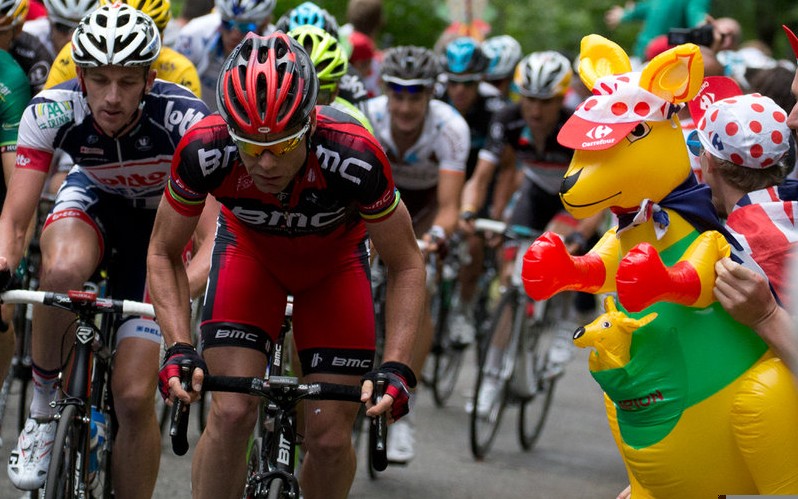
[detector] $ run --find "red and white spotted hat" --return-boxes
[558,73,679,151]
[695,93,789,169]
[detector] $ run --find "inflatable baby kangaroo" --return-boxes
[522,35,798,497]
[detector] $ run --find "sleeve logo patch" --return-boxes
[34,101,74,130]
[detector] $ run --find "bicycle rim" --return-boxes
[517,296,565,451]
[431,344,465,407]
[44,404,85,499]
[469,292,515,459]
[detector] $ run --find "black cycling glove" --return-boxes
[361,361,417,421]
[158,342,207,401]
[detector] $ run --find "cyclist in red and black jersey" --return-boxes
[149,32,424,499]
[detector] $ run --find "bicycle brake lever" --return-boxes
[370,374,388,471]
[169,361,192,456]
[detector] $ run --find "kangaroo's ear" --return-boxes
[602,295,619,313]
[636,312,659,329]
[639,43,704,104]
[578,34,632,90]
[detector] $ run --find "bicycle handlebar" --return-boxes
[0,289,156,318]
[168,371,390,474]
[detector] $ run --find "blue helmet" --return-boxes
[482,35,523,81]
[274,1,339,38]
[444,36,488,82]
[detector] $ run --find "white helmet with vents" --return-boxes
[44,0,97,27]
[71,3,161,68]
[514,50,572,99]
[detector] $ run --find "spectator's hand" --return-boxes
[617,485,631,499]
[361,361,417,422]
[605,5,625,30]
[713,257,777,329]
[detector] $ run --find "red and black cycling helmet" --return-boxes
[217,32,319,136]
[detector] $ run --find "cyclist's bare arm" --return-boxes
[363,201,425,416]
[147,195,203,399]
[185,194,220,299]
[461,155,499,219]
[0,168,48,274]
[490,147,518,220]
[429,170,465,241]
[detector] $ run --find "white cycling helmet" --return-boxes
[214,0,275,23]
[514,50,572,99]
[483,35,522,81]
[44,0,98,27]
[71,3,161,68]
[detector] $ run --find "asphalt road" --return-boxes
[0,347,628,499]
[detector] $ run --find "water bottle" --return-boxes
[88,406,106,496]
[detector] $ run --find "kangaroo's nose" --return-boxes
[560,168,581,196]
[573,327,585,340]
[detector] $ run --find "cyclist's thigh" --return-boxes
[200,220,286,354]
[292,251,375,379]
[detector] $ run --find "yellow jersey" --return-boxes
[45,44,202,99]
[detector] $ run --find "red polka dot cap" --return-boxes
[558,73,680,151]
[695,93,790,169]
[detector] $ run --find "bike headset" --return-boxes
[214,0,275,24]
[380,45,441,88]
[288,25,348,103]
[99,0,171,33]
[217,32,319,142]
[443,36,489,82]
[482,35,523,81]
[43,0,96,29]
[514,50,573,99]
[274,1,339,38]
[0,0,28,29]
[71,3,161,138]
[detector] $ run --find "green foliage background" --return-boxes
[172,0,798,60]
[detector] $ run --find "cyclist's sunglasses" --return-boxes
[229,120,311,158]
[686,130,704,157]
[221,18,258,33]
[386,82,427,94]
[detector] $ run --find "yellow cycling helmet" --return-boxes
[288,25,348,85]
[100,0,171,32]
[0,0,28,29]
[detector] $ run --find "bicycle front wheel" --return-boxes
[44,404,86,499]
[469,291,517,459]
[266,478,284,499]
[517,295,567,451]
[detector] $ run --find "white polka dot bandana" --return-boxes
[558,73,680,151]
[696,93,790,169]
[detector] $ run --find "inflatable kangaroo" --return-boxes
[573,296,656,372]
[522,34,798,497]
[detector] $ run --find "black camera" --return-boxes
[667,24,714,48]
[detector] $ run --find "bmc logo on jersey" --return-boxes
[97,171,167,188]
[163,101,205,135]
[197,144,238,177]
[231,206,346,229]
[315,143,373,185]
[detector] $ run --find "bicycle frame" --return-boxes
[1,289,155,499]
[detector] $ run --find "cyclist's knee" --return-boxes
[112,379,158,423]
[209,394,259,432]
[302,423,352,460]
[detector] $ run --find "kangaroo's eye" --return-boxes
[602,321,612,329]
[626,122,651,143]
